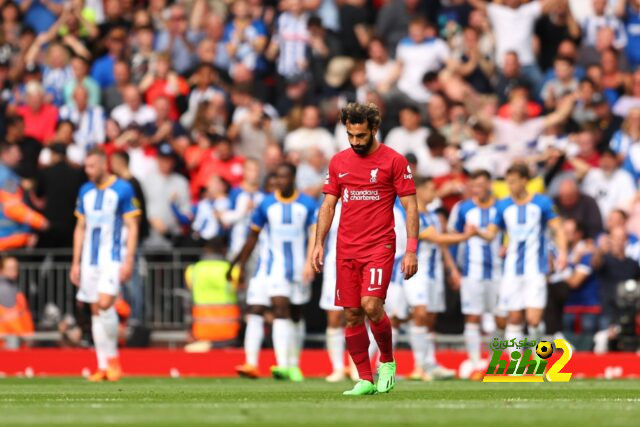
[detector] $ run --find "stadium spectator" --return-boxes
[364,37,400,97]
[494,52,533,105]
[616,0,640,69]
[140,53,189,122]
[284,105,336,160]
[190,175,232,241]
[0,256,34,349]
[375,0,423,55]
[192,136,245,199]
[90,27,127,90]
[591,226,640,353]
[102,60,130,114]
[14,81,58,144]
[296,147,328,199]
[154,3,201,76]
[581,0,627,51]
[384,104,431,175]
[266,0,310,79]
[59,85,106,162]
[63,55,101,107]
[395,17,450,103]
[610,107,640,181]
[580,148,635,221]
[34,142,86,248]
[5,115,41,180]
[541,56,579,109]
[142,143,191,248]
[0,142,49,250]
[110,84,157,129]
[612,70,640,117]
[534,0,581,72]
[554,177,603,239]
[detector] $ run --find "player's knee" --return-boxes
[361,299,383,321]
[344,307,365,327]
[412,307,428,326]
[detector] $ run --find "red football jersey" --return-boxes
[323,144,416,259]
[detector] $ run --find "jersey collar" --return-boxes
[275,190,298,203]
[97,175,117,190]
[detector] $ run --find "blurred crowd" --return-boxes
[1,0,640,350]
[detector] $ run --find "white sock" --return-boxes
[366,322,378,362]
[99,307,119,360]
[244,314,264,366]
[528,322,545,346]
[409,324,428,371]
[425,328,437,371]
[288,320,305,368]
[272,319,291,368]
[326,327,345,372]
[391,327,400,353]
[464,323,481,369]
[91,315,108,370]
[505,323,524,347]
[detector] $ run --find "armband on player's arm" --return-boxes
[406,237,418,253]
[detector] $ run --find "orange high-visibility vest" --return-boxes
[0,292,34,336]
[185,259,240,342]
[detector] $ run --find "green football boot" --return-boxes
[288,366,304,382]
[270,366,290,380]
[342,380,377,396]
[376,361,396,393]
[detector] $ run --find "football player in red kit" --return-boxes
[312,102,419,395]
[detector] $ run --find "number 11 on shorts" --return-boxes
[369,268,382,288]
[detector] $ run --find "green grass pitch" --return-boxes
[1,378,640,426]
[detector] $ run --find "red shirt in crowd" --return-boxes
[323,144,416,260]
[192,151,245,199]
[145,77,190,121]
[16,104,58,144]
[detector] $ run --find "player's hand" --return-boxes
[120,259,134,283]
[70,262,80,287]
[402,252,418,280]
[303,260,315,283]
[464,224,477,237]
[555,250,568,271]
[311,245,324,273]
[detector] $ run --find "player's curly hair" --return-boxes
[340,102,381,130]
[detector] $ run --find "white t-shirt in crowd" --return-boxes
[396,36,450,102]
[365,59,397,89]
[492,116,546,175]
[487,1,542,67]
[582,168,637,220]
[110,103,157,129]
[284,127,337,159]
[384,126,433,176]
[461,139,504,178]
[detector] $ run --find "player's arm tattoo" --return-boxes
[399,195,419,240]
[314,195,338,249]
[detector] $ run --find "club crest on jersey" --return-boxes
[404,164,413,179]
[370,168,379,183]
[343,188,349,203]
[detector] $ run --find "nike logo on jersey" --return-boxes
[367,287,382,292]
[338,173,349,178]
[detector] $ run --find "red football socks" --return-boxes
[345,323,373,383]
[370,314,394,363]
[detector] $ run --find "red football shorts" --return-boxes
[335,250,396,308]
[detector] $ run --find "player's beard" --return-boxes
[350,132,374,156]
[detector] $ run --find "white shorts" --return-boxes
[77,263,120,303]
[319,262,341,311]
[402,273,428,307]
[497,274,547,312]
[246,274,270,307]
[460,277,502,316]
[425,278,446,313]
[384,281,408,319]
[267,276,312,305]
